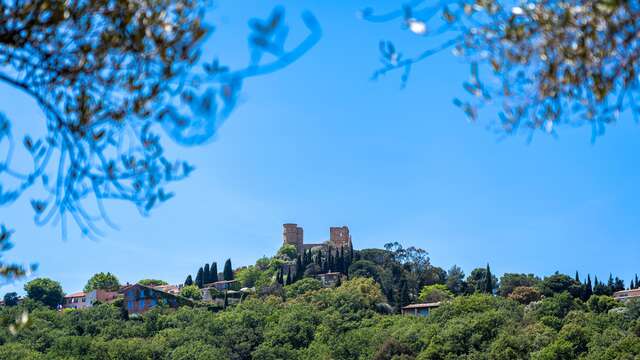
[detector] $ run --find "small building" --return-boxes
[613,288,640,302]
[63,289,120,310]
[203,280,239,292]
[316,272,343,287]
[121,283,192,314]
[152,284,182,295]
[87,289,119,305]
[401,302,441,317]
[63,292,89,309]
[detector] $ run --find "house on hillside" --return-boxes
[63,292,89,309]
[613,288,640,302]
[152,284,182,295]
[121,283,192,314]
[401,302,441,317]
[316,272,343,287]
[203,280,239,292]
[63,289,119,310]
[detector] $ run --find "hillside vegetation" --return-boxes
[1,244,639,359]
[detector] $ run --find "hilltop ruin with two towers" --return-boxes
[282,223,352,254]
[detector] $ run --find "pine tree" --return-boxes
[223,259,234,281]
[585,275,593,300]
[211,262,219,283]
[286,267,292,285]
[203,263,211,284]
[485,263,493,294]
[195,267,204,288]
[184,275,193,286]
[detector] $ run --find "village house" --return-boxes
[316,272,343,287]
[121,283,192,314]
[401,302,441,317]
[63,292,88,309]
[152,284,182,295]
[613,288,640,302]
[203,279,239,292]
[63,289,119,310]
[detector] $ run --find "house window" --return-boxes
[139,299,145,308]
[150,299,157,307]
[128,301,133,310]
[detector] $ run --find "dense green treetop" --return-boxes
[137,279,168,287]
[84,272,120,292]
[24,277,63,308]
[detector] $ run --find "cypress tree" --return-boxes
[184,275,193,286]
[349,242,354,261]
[195,267,204,288]
[295,255,303,280]
[223,291,228,309]
[277,269,284,285]
[631,279,635,290]
[614,277,625,292]
[585,275,593,299]
[575,271,580,283]
[211,262,219,283]
[203,263,211,284]
[636,274,639,289]
[286,267,292,285]
[335,276,342,287]
[223,259,234,281]
[399,281,410,308]
[338,246,345,274]
[485,264,493,294]
[607,273,615,293]
[328,251,334,272]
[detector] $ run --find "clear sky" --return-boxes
[2,0,640,295]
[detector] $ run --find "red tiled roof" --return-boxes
[402,302,441,310]
[64,291,85,298]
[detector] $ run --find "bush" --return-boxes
[285,278,322,299]
[586,295,621,314]
[418,284,453,303]
[180,285,202,300]
[508,286,542,305]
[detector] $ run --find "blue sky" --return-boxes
[2,0,640,295]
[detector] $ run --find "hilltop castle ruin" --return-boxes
[282,223,352,254]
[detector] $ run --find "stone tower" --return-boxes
[329,226,351,249]
[282,223,304,253]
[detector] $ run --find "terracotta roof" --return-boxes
[64,291,86,298]
[402,302,441,310]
